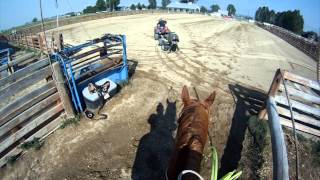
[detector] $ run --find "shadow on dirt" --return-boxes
[218,84,267,177]
[127,59,138,78]
[132,100,177,180]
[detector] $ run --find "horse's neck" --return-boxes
[180,145,203,171]
[167,145,203,180]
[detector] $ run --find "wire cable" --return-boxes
[65,0,92,40]
[39,0,51,57]
[39,0,56,76]
[281,74,299,180]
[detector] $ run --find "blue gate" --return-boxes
[52,34,128,113]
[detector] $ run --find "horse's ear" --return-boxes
[204,91,216,108]
[181,85,190,105]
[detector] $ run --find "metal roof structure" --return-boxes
[167,1,200,11]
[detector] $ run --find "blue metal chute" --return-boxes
[52,34,128,112]
[0,48,13,65]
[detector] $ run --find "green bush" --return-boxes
[312,141,320,165]
[6,154,20,165]
[60,115,80,129]
[20,138,43,150]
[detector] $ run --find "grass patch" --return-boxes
[20,138,43,150]
[60,115,80,129]
[6,154,20,165]
[248,115,268,151]
[239,115,270,179]
[296,133,308,142]
[311,140,320,165]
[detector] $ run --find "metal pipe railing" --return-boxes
[266,97,289,180]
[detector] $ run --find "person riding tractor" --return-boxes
[158,18,167,28]
[153,18,179,52]
[154,18,170,40]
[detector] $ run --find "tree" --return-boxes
[32,17,38,23]
[255,6,305,34]
[83,6,97,13]
[137,3,142,10]
[200,6,208,13]
[106,0,120,11]
[269,10,276,24]
[95,0,106,11]
[142,4,146,9]
[227,4,236,16]
[210,4,220,12]
[162,0,171,9]
[275,10,304,34]
[148,0,157,9]
[255,7,261,21]
[255,6,271,22]
[130,4,136,10]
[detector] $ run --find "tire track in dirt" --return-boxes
[179,23,227,77]
[154,44,194,82]
[154,40,217,89]
[200,22,245,69]
[176,51,208,71]
[162,52,205,83]
[178,23,216,70]
[167,20,229,75]
[179,21,252,85]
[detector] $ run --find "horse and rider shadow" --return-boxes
[219,83,267,177]
[132,100,177,180]
[131,84,267,179]
[132,86,216,180]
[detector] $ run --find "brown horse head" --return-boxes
[167,86,216,180]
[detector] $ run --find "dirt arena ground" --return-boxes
[1,13,319,179]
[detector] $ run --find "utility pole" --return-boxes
[55,0,59,30]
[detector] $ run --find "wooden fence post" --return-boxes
[7,53,14,75]
[52,62,75,119]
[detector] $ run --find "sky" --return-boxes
[0,0,319,32]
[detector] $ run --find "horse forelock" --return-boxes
[179,100,210,119]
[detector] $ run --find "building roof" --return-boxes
[167,1,200,10]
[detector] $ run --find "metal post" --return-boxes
[7,50,14,75]
[59,55,79,113]
[266,97,289,180]
[68,63,83,112]
[121,35,128,82]
[55,0,59,33]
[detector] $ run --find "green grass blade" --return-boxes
[221,171,235,179]
[210,146,218,180]
[230,171,242,179]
